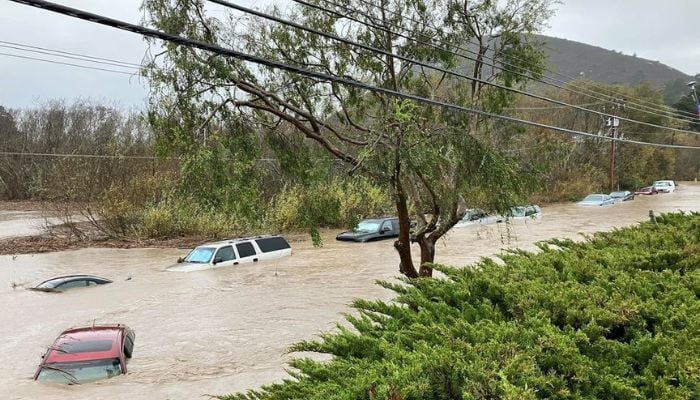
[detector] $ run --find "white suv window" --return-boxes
[215,246,236,262]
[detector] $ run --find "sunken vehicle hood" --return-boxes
[336,230,376,241]
[166,262,207,272]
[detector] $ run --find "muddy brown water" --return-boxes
[2,185,699,399]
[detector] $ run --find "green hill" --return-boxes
[537,35,693,103]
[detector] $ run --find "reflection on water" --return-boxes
[1,184,699,399]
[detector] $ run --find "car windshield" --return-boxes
[184,247,215,263]
[583,195,603,202]
[509,207,526,217]
[37,359,122,384]
[654,182,669,187]
[355,221,381,232]
[36,280,60,289]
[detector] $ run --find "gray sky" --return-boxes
[0,0,698,108]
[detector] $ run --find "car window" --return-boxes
[123,333,135,358]
[184,247,215,263]
[60,340,114,353]
[381,221,393,231]
[391,219,399,231]
[57,280,88,290]
[255,237,291,253]
[236,242,257,258]
[214,246,236,262]
[356,220,380,232]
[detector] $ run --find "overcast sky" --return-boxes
[0,0,698,109]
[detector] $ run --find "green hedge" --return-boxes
[222,213,700,400]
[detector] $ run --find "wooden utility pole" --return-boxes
[607,100,625,192]
[608,127,616,192]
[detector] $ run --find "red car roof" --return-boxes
[43,326,124,364]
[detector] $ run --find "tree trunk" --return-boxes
[416,236,436,277]
[394,179,418,278]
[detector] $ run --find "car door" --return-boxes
[212,245,236,268]
[235,241,259,264]
[379,220,394,237]
[55,279,89,290]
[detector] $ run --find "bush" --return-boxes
[221,213,700,400]
[269,177,392,231]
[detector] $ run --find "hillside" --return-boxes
[538,35,691,93]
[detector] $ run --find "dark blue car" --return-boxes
[336,217,400,242]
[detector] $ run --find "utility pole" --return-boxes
[607,99,625,192]
[689,81,699,119]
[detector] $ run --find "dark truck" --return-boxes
[336,217,400,242]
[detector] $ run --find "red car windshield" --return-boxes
[37,359,122,384]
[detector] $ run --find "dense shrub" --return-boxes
[221,213,700,400]
[269,177,393,232]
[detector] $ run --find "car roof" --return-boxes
[199,234,285,247]
[37,275,112,287]
[360,217,397,222]
[43,326,128,363]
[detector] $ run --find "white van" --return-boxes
[652,180,676,193]
[167,235,292,272]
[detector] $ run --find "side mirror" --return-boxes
[177,257,184,263]
[381,227,391,233]
[213,257,223,265]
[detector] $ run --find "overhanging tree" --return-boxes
[142,0,556,277]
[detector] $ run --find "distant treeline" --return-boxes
[0,90,697,238]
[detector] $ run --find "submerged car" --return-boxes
[34,325,135,385]
[652,180,676,193]
[454,209,503,227]
[507,205,542,219]
[578,194,615,206]
[635,186,658,195]
[610,190,634,202]
[167,235,292,272]
[336,217,399,242]
[30,275,113,292]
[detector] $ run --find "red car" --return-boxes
[635,186,658,195]
[34,325,135,384]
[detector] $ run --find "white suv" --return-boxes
[167,235,292,272]
[652,180,676,193]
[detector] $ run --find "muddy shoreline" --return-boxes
[0,220,316,255]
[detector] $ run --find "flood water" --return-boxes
[2,184,699,399]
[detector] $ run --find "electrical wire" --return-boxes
[207,0,700,137]
[0,40,141,68]
[0,151,163,159]
[8,0,700,151]
[344,0,700,121]
[0,42,140,69]
[503,102,604,111]
[0,51,138,75]
[310,0,700,124]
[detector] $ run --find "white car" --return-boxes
[455,209,504,228]
[167,235,292,272]
[652,180,676,193]
[508,205,542,219]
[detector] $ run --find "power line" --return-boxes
[9,0,700,152]
[503,102,605,111]
[0,151,163,159]
[346,0,700,121]
[0,151,293,163]
[0,51,138,75]
[310,0,700,125]
[0,42,140,69]
[208,0,700,137]
[0,40,141,68]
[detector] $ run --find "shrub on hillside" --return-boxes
[221,213,700,400]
